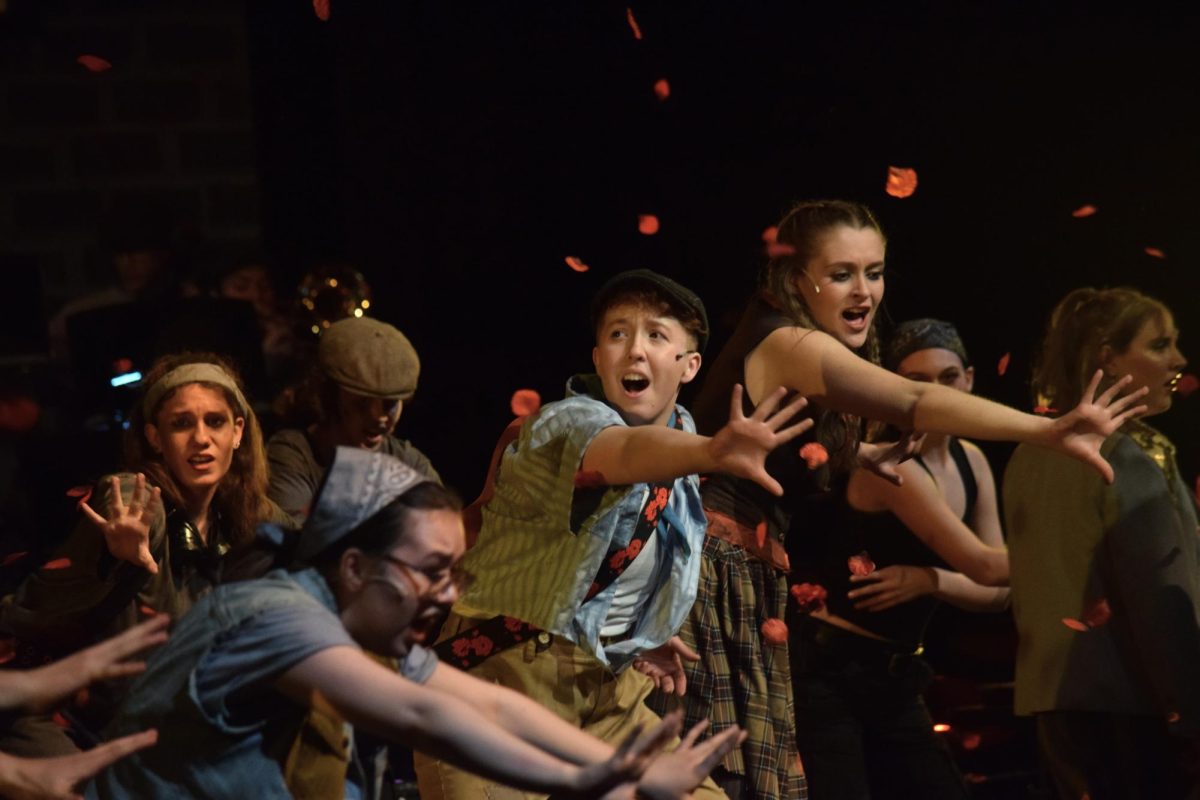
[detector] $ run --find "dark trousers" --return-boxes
[1037,711,1199,800]
[791,619,968,800]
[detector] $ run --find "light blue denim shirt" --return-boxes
[90,567,436,799]
[455,375,707,671]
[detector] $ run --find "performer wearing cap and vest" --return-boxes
[267,316,440,527]
[0,352,293,755]
[93,448,746,799]
[415,269,813,799]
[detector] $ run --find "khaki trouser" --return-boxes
[415,612,727,800]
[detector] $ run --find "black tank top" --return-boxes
[694,296,826,546]
[789,438,978,650]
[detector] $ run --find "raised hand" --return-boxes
[636,721,748,800]
[632,636,700,697]
[13,614,170,714]
[1045,371,1148,484]
[847,565,937,612]
[706,385,813,496]
[78,473,162,573]
[857,431,926,487]
[0,729,157,800]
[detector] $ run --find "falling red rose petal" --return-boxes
[961,732,982,751]
[997,352,1011,376]
[1071,205,1098,218]
[790,582,828,613]
[313,0,330,21]
[1083,598,1111,628]
[762,226,779,243]
[964,774,988,785]
[77,54,112,72]
[0,397,40,432]
[847,551,875,577]
[799,442,829,469]
[1175,374,1198,397]
[1061,617,1090,632]
[42,558,71,570]
[1167,711,1181,724]
[574,470,607,489]
[139,604,156,617]
[1,552,28,567]
[625,7,643,40]
[638,214,660,235]
[510,389,541,417]
[885,166,918,199]
[653,78,670,101]
[760,617,788,645]
[565,256,590,273]
[766,242,796,258]
[1144,247,1166,259]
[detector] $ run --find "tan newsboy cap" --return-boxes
[318,317,420,398]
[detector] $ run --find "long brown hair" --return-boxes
[759,199,887,473]
[1032,287,1171,411]
[123,352,271,548]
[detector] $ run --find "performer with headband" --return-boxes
[0,352,294,756]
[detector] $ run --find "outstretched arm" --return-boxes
[752,328,1146,483]
[581,386,811,495]
[276,647,676,796]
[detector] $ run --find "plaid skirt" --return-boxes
[649,534,808,799]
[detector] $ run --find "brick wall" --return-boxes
[0,0,261,351]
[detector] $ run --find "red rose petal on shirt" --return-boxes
[77,54,112,72]
[313,0,330,21]
[997,352,1011,376]
[885,166,918,199]
[510,388,541,417]
[1175,374,1198,397]
[42,558,72,570]
[1071,204,1097,218]
[638,214,660,235]
[799,442,829,469]
[847,551,875,577]
[760,617,788,645]
[565,256,590,273]
[1061,617,1090,632]
[1,552,28,567]
[625,7,643,40]
[653,78,670,101]
[1144,246,1166,259]
[1082,598,1111,628]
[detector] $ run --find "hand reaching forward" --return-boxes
[636,721,748,800]
[707,385,813,496]
[562,711,684,799]
[856,432,926,487]
[633,636,700,697]
[847,565,937,612]
[9,614,170,714]
[79,473,162,573]
[0,729,158,800]
[1045,372,1148,484]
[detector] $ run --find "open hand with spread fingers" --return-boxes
[707,385,813,496]
[632,636,700,697]
[1045,371,1149,484]
[78,473,162,574]
[857,431,926,487]
[636,721,749,800]
[0,729,158,800]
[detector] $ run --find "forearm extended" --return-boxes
[474,680,614,765]
[931,569,1011,612]
[910,384,1050,445]
[582,427,712,486]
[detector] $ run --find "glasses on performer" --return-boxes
[376,554,471,600]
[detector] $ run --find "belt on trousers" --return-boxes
[797,615,923,672]
[703,509,791,572]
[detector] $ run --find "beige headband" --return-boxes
[142,363,249,420]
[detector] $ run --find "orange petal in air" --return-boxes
[761,226,778,243]
[313,0,330,21]
[638,214,660,235]
[42,558,72,570]
[77,54,112,72]
[1083,598,1111,628]
[1,552,28,567]
[653,78,670,101]
[1061,617,1090,632]
[1144,246,1166,259]
[885,166,918,199]
[799,442,829,469]
[847,551,875,576]
[1071,205,1097,218]
[625,7,643,40]
[510,389,541,417]
[997,352,1011,376]
[1176,374,1198,397]
[564,256,590,273]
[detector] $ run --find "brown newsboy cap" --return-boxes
[318,317,420,398]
